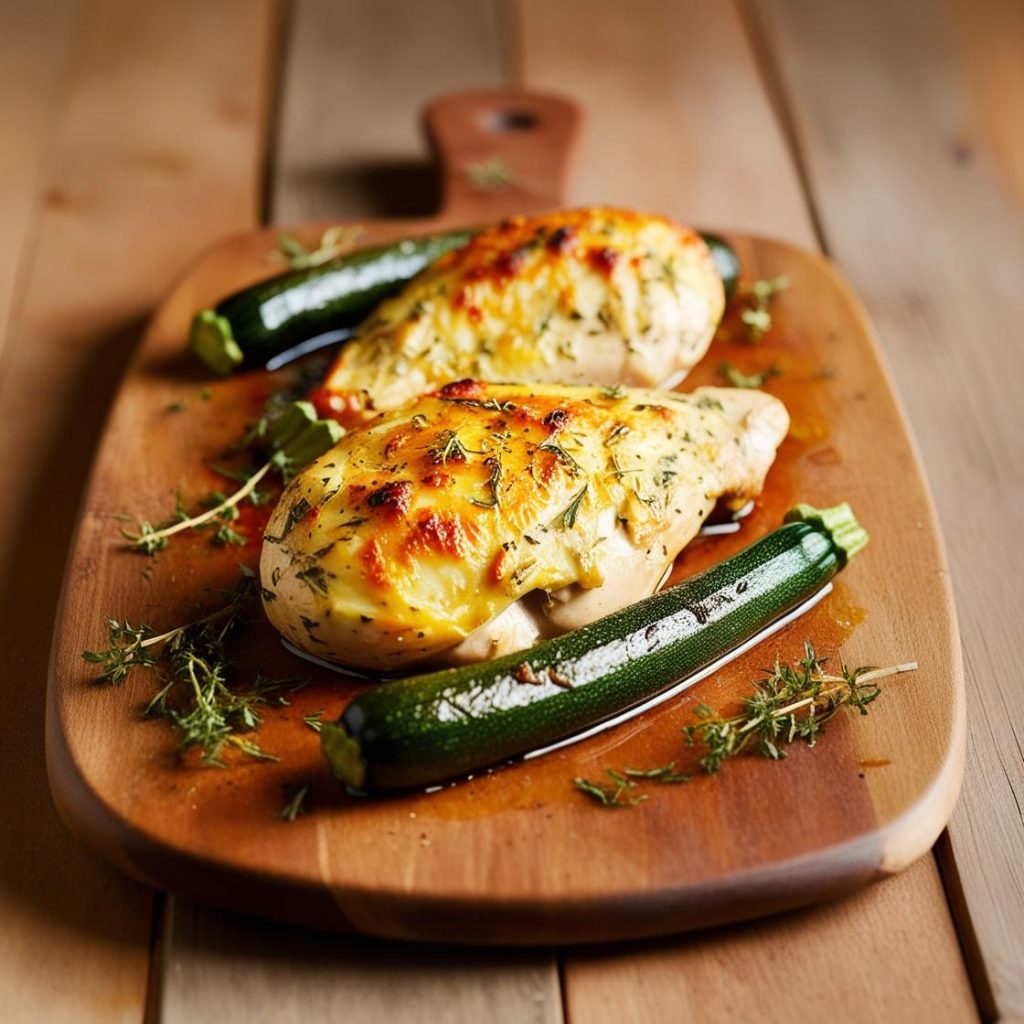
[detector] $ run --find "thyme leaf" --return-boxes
[718,361,783,389]
[430,429,483,465]
[556,484,588,529]
[573,771,648,808]
[278,784,310,822]
[468,455,503,509]
[537,439,581,476]
[743,274,790,340]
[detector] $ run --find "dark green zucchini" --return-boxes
[190,228,740,375]
[190,230,474,374]
[320,503,866,793]
[701,232,741,301]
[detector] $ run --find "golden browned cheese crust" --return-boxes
[315,208,725,427]
[261,381,788,671]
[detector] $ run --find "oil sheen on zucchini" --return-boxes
[320,503,867,793]
[190,230,474,374]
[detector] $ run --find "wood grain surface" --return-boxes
[0,2,275,1021]
[757,1,1024,1016]
[563,857,977,1024]
[3,0,1018,1020]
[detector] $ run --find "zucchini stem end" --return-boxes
[190,309,244,375]
[320,721,368,792]
[784,502,868,568]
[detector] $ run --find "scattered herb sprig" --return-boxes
[742,274,790,340]
[83,569,304,766]
[121,400,342,554]
[575,641,917,807]
[278,784,310,822]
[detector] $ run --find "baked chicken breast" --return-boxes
[315,208,725,428]
[261,380,788,672]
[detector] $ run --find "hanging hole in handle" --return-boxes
[485,109,539,133]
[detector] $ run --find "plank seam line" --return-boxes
[733,0,831,257]
[934,831,998,1021]
[556,948,570,1024]
[142,892,169,1024]
[260,0,296,227]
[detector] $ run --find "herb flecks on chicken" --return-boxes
[315,208,726,427]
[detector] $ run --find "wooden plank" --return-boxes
[153,1,562,1021]
[0,1,80,366]
[518,0,816,246]
[519,0,976,1017]
[754,0,1024,1018]
[273,0,505,223]
[159,899,561,1024]
[0,1,276,1022]
[564,857,977,1024]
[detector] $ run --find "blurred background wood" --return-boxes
[1,0,1020,1020]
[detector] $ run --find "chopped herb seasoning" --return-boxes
[469,456,503,508]
[556,484,588,529]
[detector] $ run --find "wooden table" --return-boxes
[1,1,1020,1020]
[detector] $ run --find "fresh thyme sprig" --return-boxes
[122,464,274,554]
[275,224,364,269]
[84,570,305,766]
[278,783,310,822]
[574,641,917,807]
[82,602,239,684]
[742,274,790,340]
[121,400,342,554]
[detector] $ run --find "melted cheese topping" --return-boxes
[261,381,788,671]
[316,208,725,427]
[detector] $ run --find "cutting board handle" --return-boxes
[423,89,583,224]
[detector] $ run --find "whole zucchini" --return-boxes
[190,228,740,375]
[320,503,866,793]
[190,230,474,374]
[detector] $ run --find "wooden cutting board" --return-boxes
[46,90,963,945]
